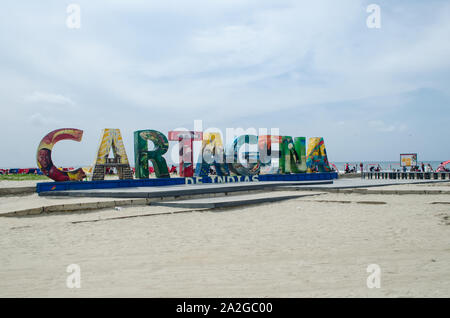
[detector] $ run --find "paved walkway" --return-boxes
[2,178,448,217]
[38,180,333,198]
[292,178,450,188]
[40,178,449,198]
[152,191,322,209]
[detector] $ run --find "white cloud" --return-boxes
[28,113,61,127]
[24,91,75,106]
[368,120,407,133]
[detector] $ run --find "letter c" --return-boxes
[36,128,86,182]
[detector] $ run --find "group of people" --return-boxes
[369,165,382,172]
[406,163,434,173]
[437,162,450,172]
[343,162,440,174]
[344,163,358,174]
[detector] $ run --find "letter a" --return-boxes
[306,137,332,172]
[92,129,133,180]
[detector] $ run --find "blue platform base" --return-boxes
[36,172,338,194]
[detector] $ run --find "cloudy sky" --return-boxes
[1,0,449,168]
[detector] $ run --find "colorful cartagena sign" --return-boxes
[36,128,332,182]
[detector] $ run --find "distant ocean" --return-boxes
[332,161,446,172]
[2,160,447,173]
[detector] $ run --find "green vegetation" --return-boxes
[0,174,49,181]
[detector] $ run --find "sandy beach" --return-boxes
[0,182,449,297]
[2,0,450,302]
[0,180,45,189]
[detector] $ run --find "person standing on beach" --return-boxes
[421,162,425,172]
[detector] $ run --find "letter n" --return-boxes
[280,136,307,174]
